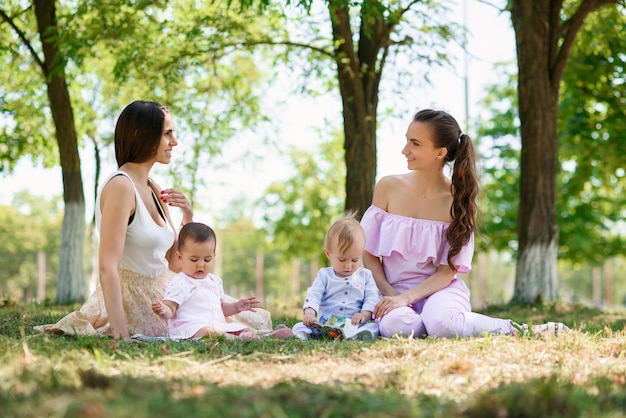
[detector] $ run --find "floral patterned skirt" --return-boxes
[34,268,170,337]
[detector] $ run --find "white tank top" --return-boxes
[95,171,175,277]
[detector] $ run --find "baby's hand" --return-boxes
[351,313,365,325]
[152,300,170,319]
[303,312,316,327]
[237,296,260,313]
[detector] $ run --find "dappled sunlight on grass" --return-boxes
[2,302,626,416]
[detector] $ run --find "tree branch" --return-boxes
[169,39,335,67]
[235,39,335,60]
[0,7,46,74]
[553,0,619,83]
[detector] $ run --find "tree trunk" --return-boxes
[34,0,86,303]
[309,259,318,284]
[327,1,388,218]
[340,84,377,218]
[255,251,264,304]
[215,229,223,277]
[603,258,613,307]
[477,252,487,308]
[511,3,560,303]
[592,266,601,308]
[37,251,46,303]
[509,0,615,303]
[290,258,300,299]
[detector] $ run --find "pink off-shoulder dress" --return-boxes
[361,205,515,338]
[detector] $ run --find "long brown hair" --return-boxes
[413,109,479,270]
[114,100,169,167]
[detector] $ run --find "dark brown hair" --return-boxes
[178,222,216,252]
[413,109,479,270]
[114,100,169,167]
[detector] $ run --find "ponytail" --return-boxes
[447,133,479,270]
[413,110,480,270]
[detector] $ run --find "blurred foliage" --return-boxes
[258,130,346,268]
[0,191,62,301]
[557,5,626,265]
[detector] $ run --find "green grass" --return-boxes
[2,300,626,417]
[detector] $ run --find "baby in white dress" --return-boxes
[152,223,293,340]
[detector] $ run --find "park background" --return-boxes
[1,0,625,314]
[2,1,626,417]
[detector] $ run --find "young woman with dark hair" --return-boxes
[361,109,569,338]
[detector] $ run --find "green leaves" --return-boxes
[557,5,626,264]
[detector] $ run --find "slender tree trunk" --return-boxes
[255,251,264,304]
[37,251,46,302]
[88,226,99,293]
[86,136,102,293]
[290,259,300,299]
[477,252,487,308]
[603,258,613,307]
[592,266,601,308]
[34,0,86,303]
[215,229,223,277]
[309,259,318,284]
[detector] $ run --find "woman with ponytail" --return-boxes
[361,109,569,338]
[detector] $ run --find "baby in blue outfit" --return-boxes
[292,213,380,340]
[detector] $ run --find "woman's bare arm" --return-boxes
[98,177,135,340]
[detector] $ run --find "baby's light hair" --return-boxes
[324,211,365,254]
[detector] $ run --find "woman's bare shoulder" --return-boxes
[376,173,411,189]
[373,174,412,208]
[100,174,135,211]
[102,174,134,195]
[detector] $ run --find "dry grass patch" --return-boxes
[34,330,621,401]
[2,303,626,417]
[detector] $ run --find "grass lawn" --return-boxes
[1,300,626,417]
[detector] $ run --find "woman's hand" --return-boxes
[160,188,193,225]
[373,294,410,320]
[111,327,131,341]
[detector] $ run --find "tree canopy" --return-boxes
[0,0,282,301]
